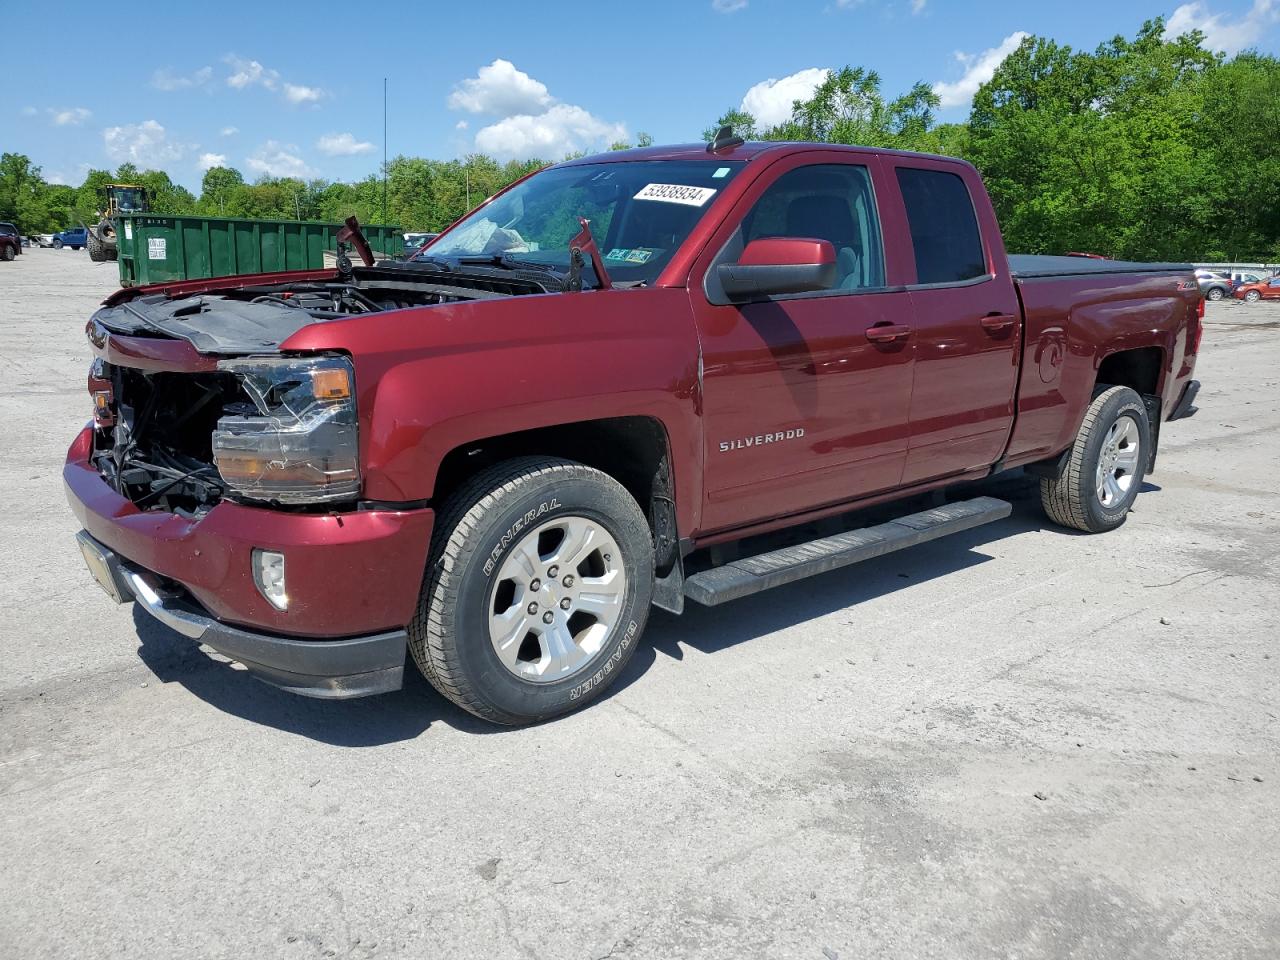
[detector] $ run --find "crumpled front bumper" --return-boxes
[77,529,408,698]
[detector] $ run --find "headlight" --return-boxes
[212,355,360,504]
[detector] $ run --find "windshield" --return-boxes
[422,160,745,284]
[114,188,145,212]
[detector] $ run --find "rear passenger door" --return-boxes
[885,159,1022,485]
[690,152,917,533]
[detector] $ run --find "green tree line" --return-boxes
[704,19,1280,261]
[3,19,1277,260]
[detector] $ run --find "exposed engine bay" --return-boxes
[89,261,558,515]
[91,261,556,354]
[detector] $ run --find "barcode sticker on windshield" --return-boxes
[634,183,717,207]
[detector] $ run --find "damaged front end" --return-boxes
[84,262,553,516]
[89,353,361,516]
[90,359,233,517]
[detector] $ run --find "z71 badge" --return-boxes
[719,428,805,453]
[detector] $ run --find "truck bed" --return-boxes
[1008,254,1193,279]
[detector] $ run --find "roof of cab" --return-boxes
[558,140,974,168]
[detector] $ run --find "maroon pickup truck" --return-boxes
[66,138,1202,724]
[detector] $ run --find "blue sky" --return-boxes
[4,0,1278,190]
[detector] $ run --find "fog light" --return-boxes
[252,549,288,611]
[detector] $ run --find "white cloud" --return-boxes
[911,0,927,12]
[224,55,327,105]
[741,67,830,127]
[475,104,626,160]
[51,107,92,126]
[103,120,188,166]
[197,152,227,171]
[219,126,239,137]
[448,59,553,115]
[151,66,213,91]
[933,31,1029,109]
[316,132,375,156]
[448,59,626,160]
[283,83,325,105]
[1164,0,1280,55]
[245,141,315,179]
[712,0,748,11]
[226,56,270,89]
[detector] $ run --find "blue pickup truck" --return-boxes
[52,227,88,250]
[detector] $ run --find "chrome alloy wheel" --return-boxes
[1096,415,1142,508]
[488,516,627,684]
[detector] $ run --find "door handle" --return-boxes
[866,324,911,343]
[980,314,1018,333]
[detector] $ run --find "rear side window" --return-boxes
[896,167,986,285]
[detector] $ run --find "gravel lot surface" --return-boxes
[1,248,1277,959]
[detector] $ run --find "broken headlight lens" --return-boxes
[212,355,360,504]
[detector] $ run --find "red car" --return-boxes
[65,138,1202,724]
[0,222,21,261]
[1232,277,1280,302]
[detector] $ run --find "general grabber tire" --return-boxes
[409,457,655,725]
[1040,385,1151,534]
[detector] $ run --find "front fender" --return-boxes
[282,287,705,532]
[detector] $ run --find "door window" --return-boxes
[896,167,987,285]
[718,163,885,295]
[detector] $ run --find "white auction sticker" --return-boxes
[147,237,166,260]
[634,183,717,207]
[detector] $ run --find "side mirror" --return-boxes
[717,238,837,301]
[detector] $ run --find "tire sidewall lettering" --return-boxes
[483,497,562,577]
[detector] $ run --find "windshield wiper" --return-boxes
[455,253,552,272]
[565,218,612,291]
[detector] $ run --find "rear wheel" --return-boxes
[87,224,116,262]
[1040,385,1150,533]
[409,457,655,725]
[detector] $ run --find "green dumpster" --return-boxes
[116,214,402,287]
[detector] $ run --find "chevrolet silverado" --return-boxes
[66,134,1203,724]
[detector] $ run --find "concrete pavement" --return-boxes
[1,248,1276,959]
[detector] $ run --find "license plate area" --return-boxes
[76,531,132,604]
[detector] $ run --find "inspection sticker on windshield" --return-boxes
[634,183,717,207]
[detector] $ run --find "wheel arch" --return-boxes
[1095,345,1165,398]
[430,416,683,573]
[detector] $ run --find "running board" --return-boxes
[683,496,1012,606]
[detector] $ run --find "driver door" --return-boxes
[688,152,917,534]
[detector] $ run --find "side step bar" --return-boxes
[683,496,1012,606]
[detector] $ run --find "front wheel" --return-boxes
[1244,290,1261,303]
[409,457,655,725]
[1040,385,1151,533]
[1,246,14,262]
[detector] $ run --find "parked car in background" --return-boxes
[403,232,438,253]
[0,223,21,261]
[52,227,89,250]
[1194,269,1234,300]
[1232,277,1280,302]
[30,234,55,248]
